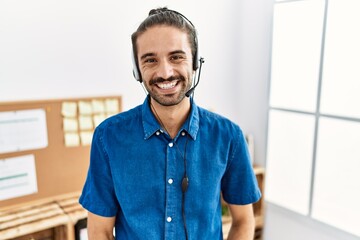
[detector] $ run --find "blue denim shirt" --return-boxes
[79,97,261,240]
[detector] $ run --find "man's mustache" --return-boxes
[149,75,185,85]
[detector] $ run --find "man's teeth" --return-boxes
[157,81,177,89]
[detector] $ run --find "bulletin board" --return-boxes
[0,96,122,209]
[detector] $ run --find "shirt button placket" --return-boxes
[165,141,176,238]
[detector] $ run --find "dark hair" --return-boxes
[131,7,198,69]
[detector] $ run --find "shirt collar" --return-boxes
[142,96,199,140]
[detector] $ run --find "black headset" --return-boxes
[131,9,201,83]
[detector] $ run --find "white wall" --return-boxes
[0,0,271,165]
[0,0,242,121]
[234,0,273,167]
[0,0,271,166]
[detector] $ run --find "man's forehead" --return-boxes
[138,25,187,42]
[136,25,191,56]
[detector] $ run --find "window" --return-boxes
[266,0,360,237]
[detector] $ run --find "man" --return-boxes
[79,7,261,240]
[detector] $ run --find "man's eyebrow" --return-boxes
[140,53,156,60]
[170,50,186,55]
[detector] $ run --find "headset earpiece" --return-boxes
[132,49,142,82]
[193,35,200,71]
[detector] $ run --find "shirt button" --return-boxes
[168,178,174,184]
[156,131,160,135]
[181,131,186,136]
[168,142,174,147]
[167,217,172,222]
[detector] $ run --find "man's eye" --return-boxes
[171,55,184,61]
[144,59,156,63]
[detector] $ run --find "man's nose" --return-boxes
[156,60,174,79]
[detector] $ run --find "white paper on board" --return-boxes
[0,154,38,201]
[0,109,48,154]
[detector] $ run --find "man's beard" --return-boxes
[146,75,192,106]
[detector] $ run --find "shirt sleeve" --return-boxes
[221,129,262,205]
[79,125,119,217]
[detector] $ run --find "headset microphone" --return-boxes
[185,57,205,97]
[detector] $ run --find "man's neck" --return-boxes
[150,98,191,139]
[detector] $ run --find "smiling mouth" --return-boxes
[156,81,178,90]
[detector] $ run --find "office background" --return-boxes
[1,0,359,240]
